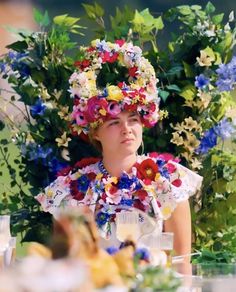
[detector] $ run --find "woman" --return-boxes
[36,39,202,260]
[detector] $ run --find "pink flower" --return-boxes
[84,96,108,122]
[107,102,121,116]
[72,110,88,126]
[165,163,177,173]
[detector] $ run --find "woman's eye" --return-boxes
[108,121,119,126]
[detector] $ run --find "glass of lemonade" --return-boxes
[116,210,140,242]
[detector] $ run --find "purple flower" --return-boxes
[195,74,210,89]
[30,99,46,117]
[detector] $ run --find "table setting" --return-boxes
[1,210,236,292]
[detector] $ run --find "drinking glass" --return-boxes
[4,236,17,267]
[116,210,140,242]
[0,215,11,254]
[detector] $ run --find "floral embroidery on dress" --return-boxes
[36,153,202,237]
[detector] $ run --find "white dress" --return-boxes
[36,153,203,248]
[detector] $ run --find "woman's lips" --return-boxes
[121,138,134,144]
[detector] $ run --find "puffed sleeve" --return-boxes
[169,161,203,202]
[153,161,203,220]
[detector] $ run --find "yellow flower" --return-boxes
[196,50,215,67]
[171,132,184,146]
[183,133,200,152]
[58,106,70,121]
[184,117,201,131]
[99,108,107,116]
[107,85,123,101]
[162,205,172,217]
[55,132,71,147]
[190,158,203,170]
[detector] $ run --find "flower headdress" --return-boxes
[69,39,160,134]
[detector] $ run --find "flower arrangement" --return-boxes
[69,39,160,134]
[0,2,236,259]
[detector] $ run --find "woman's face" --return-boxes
[94,111,143,156]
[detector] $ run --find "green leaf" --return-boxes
[82,3,96,19]
[94,2,104,17]
[177,5,192,16]
[183,61,194,78]
[166,84,181,92]
[179,84,197,100]
[212,13,224,25]
[33,9,50,27]
[6,40,28,51]
[205,2,216,14]
[159,90,170,102]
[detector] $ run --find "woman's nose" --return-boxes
[121,122,131,134]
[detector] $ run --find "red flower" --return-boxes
[115,39,125,47]
[57,166,72,177]
[100,51,118,63]
[172,179,182,187]
[123,103,138,112]
[133,199,146,212]
[74,157,100,169]
[129,66,138,77]
[136,158,159,181]
[70,180,85,201]
[135,189,148,200]
[74,59,91,70]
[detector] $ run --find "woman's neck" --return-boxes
[102,153,137,177]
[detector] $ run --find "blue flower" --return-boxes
[196,128,217,154]
[120,198,133,207]
[216,56,236,92]
[77,175,90,192]
[106,246,119,255]
[134,247,150,261]
[30,99,46,117]
[0,62,6,73]
[214,118,235,140]
[195,74,210,89]
[96,211,111,227]
[48,157,68,175]
[21,143,52,161]
[117,173,136,189]
[159,167,170,179]
[156,158,165,168]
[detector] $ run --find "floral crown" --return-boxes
[69,39,160,134]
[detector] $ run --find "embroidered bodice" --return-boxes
[36,152,202,240]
